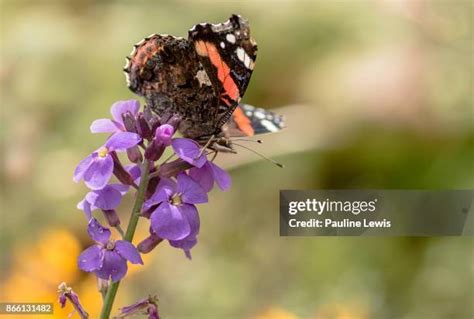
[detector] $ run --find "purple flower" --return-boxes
[116,296,159,319]
[189,161,231,192]
[78,218,143,282]
[77,184,129,225]
[145,124,175,161]
[144,174,205,241]
[171,138,207,168]
[169,235,197,260]
[155,124,174,146]
[90,100,140,134]
[73,132,141,190]
[58,282,89,319]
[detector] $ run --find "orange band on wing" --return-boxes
[195,40,240,101]
[232,107,254,136]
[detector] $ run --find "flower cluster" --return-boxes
[73,100,231,285]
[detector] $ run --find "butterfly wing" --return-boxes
[188,14,258,128]
[223,104,285,137]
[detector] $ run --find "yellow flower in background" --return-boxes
[0,227,151,318]
[1,229,81,318]
[314,302,368,319]
[255,307,299,319]
[3,229,80,297]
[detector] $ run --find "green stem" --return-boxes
[100,160,151,319]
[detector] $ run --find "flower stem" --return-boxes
[100,160,151,319]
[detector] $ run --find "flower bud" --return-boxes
[137,113,153,140]
[102,209,120,227]
[144,123,175,161]
[144,140,165,161]
[59,292,67,308]
[138,232,163,254]
[116,296,159,319]
[166,114,181,131]
[127,146,143,163]
[111,152,135,186]
[122,111,137,133]
[148,303,160,319]
[158,159,193,178]
[58,282,89,319]
[155,124,174,146]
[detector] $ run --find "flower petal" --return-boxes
[177,173,208,204]
[83,156,114,190]
[73,154,94,183]
[110,183,130,195]
[95,250,128,282]
[111,100,140,124]
[189,164,214,192]
[171,138,207,168]
[155,124,174,146]
[180,204,200,237]
[169,236,197,251]
[106,132,141,152]
[125,164,141,184]
[209,161,231,191]
[150,202,190,241]
[88,218,111,244]
[77,199,93,220]
[143,178,176,211]
[115,240,143,265]
[90,119,120,133]
[78,245,104,272]
[86,185,122,210]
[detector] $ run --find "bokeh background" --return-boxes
[1,1,473,318]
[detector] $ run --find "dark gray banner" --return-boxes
[280,190,473,236]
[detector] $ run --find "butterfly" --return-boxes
[124,14,284,152]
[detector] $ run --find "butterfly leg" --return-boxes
[195,134,216,159]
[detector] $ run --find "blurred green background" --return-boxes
[1,1,473,318]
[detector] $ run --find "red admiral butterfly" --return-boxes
[123,14,284,151]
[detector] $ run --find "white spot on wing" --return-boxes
[243,54,250,67]
[220,41,225,48]
[261,119,280,132]
[236,47,245,62]
[226,33,236,44]
[124,72,130,86]
[235,47,254,70]
[254,111,265,119]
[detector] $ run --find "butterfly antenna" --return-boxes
[232,142,284,168]
[230,138,263,144]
